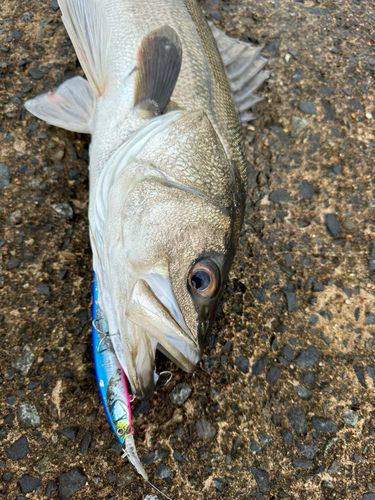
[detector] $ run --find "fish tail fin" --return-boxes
[24,76,95,133]
[58,0,110,97]
[209,22,270,123]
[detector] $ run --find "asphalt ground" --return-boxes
[1,0,375,499]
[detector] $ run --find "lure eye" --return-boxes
[117,427,125,436]
[188,260,220,299]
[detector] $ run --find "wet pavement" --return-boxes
[1,0,375,499]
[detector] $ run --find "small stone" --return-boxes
[312,416,338,433]
[81,431,91,456]
[6,435,30,461]
[203,359,217,371]
[266,366,280,383]
[13,345,35,376]
[299,102,316,114]
[195,419,217,440]
[18,474,42,493]
[234,355,249,374]
[286,292,299,312]
[172,450,185,463]
[28,68,44,80]
[294,346,320,369]
[3,472,12,482]
[282,429,293,444]
[265,40,280,53]
[296,386,312,399]
[342,410,358,427]
[156,463,171,480]
[0,163,12,188]
[323,480,334,489]
[7,209,22,225]
[169,382,193,406]
[17,402,40,428]
[252,358,267,375]
[291,116,309,135]
[292,459,312,468]
[141,449,169,465]
[45,480,58,498]
[210,10,221,21]
[52,202,73,220]
[327,461,341,474]
[288,407,307,435]
[354,365,367,387]
[12,31,22,41]
[62,427,79,440]
[270,189,291,203]
[324,214,341,237]
[258,432,273,446]
[36,284,50,296]
[107,473,116,483]
[251,288,266,302]
[300,443,319,459]
[250,466,269,494]
[250,440,262,454]
[213,478,225,491]
[50,0,59,11]
[282,345,293,361]
[7,256,21,270]
[298,180,314,200]
[58,468,86,500]
[365,314,375,326]
[174,426,184,438]
[363,494,375,500]
[369,242,375,272]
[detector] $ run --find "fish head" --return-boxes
[96,110,242,399]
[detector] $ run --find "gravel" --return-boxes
[296,386,312,399]
[300,443,319,459]
[45,480,58,498]
[12,345,35,376]
[62,427,79,440]
[234,355,249,373]
[312,416,339,433]
[299,102,316,114]
[285,292,299,312]
[250,466,269,494]
[294,346,320,369]
[266,366,280,383]
[156,463,172,480]
[252,358,267,375]
[80,431,91,456]
[324,214,341,237]
[52,202,74,220]
[288,407,307,435]
[28,68,44,80]
[269,189,291,203]
[18,474,42,493]
[258,432,273,446]
[169,383,192,405]
[141,449,169,465]
[195,419,217,440]
[292,459,312,468]
[17,402,40,428]
[5,435,30,461]
[0,163,12,188]
[298,180,314,200]
[58,468,86,500]
[341,410,358,427]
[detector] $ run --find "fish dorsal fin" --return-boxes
[209,22,271,123]
[59,0,110,97]
[24,76,95,133]
[134,25,182,117]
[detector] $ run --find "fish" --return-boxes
[25,0,269,484]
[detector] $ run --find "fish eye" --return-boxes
[117,427,125,436]
[188,260,220,299]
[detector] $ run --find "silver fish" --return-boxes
[25,0,269,400]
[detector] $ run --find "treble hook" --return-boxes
[159,371,173,387]
[92,320,119,353]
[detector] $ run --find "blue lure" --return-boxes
[91,273,147,479]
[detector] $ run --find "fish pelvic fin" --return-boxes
[58,0,110,97]
[209,22,270,124]
[134,25,182,117]
[24,76,95,133]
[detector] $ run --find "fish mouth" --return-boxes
[125,276,200,396]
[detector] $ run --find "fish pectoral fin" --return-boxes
[24,76,95,133]
[59,0,110,97]
[209,21,270,124]
[134,25,182,117]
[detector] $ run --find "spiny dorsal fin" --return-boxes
[134,25,182,116]
[209,21,270,123]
